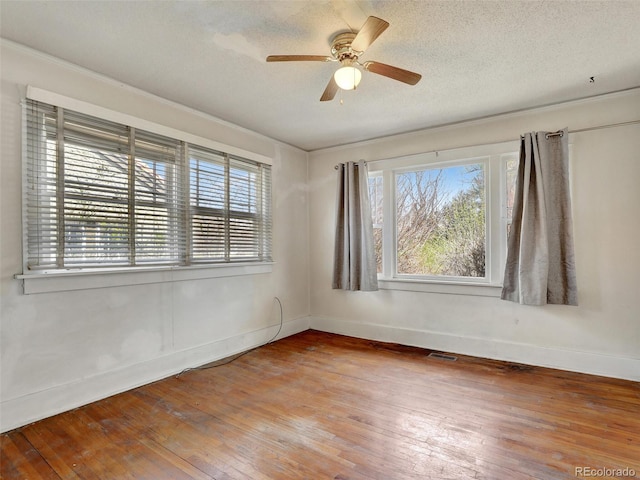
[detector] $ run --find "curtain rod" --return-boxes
[334,161,367,170]
[333,119,640,169]
[523,119,639,139]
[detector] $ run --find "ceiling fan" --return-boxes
[266,16,422,102]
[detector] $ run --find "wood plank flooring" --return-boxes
[2,330,639,479]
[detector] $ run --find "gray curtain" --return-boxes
[502,128,578,305]
[332,161,379,291]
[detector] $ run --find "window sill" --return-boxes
[378,278,502,297]
[15,262,274,294]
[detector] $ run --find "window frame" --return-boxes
[17,87,273,293]
[367,141,520,296]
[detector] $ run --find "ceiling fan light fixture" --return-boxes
[334,65,362,90]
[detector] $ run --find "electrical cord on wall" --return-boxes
[176,296,284,377]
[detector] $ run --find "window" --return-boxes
[368,144,518,290]
[189,147,271,262]
[395,162,486,278]
[24,99,272,272]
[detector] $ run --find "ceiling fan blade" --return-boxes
[364,61,422,85]
[351,16,389,52]
[266,55,333,62]
[320,76,339,102]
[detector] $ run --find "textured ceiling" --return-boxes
[2,0,640,151]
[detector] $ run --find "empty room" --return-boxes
[1,1,639,479]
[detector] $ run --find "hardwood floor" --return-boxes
[2,330,639,479]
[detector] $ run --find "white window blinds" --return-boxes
[24,99,272,271]
[188,147,272,263]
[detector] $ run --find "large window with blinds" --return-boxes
[24,99,272,271]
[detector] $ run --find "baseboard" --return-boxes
[310,315,640,382]
[0,316,310,433]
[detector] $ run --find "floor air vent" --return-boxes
[428,352,458,361]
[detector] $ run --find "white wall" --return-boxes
[0,41,310,432]
[308,89,640,381]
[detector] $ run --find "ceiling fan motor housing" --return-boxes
[331,32,361,64]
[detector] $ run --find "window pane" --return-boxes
[396,163,485,277]
[368,175,383,273]
[229,160,258,214]
[134,130,183,264]
[190,153,225,209]
[63,119,130,265]
[505,157,518,240]
[229,157,265,261]
[26,102,59,268]
[64,199,129,264]
[135,158,169,244]
[192,213,226,260]
[189,149,226,261]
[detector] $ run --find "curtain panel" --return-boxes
[502,128,577,305]
[332,161,378,291]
